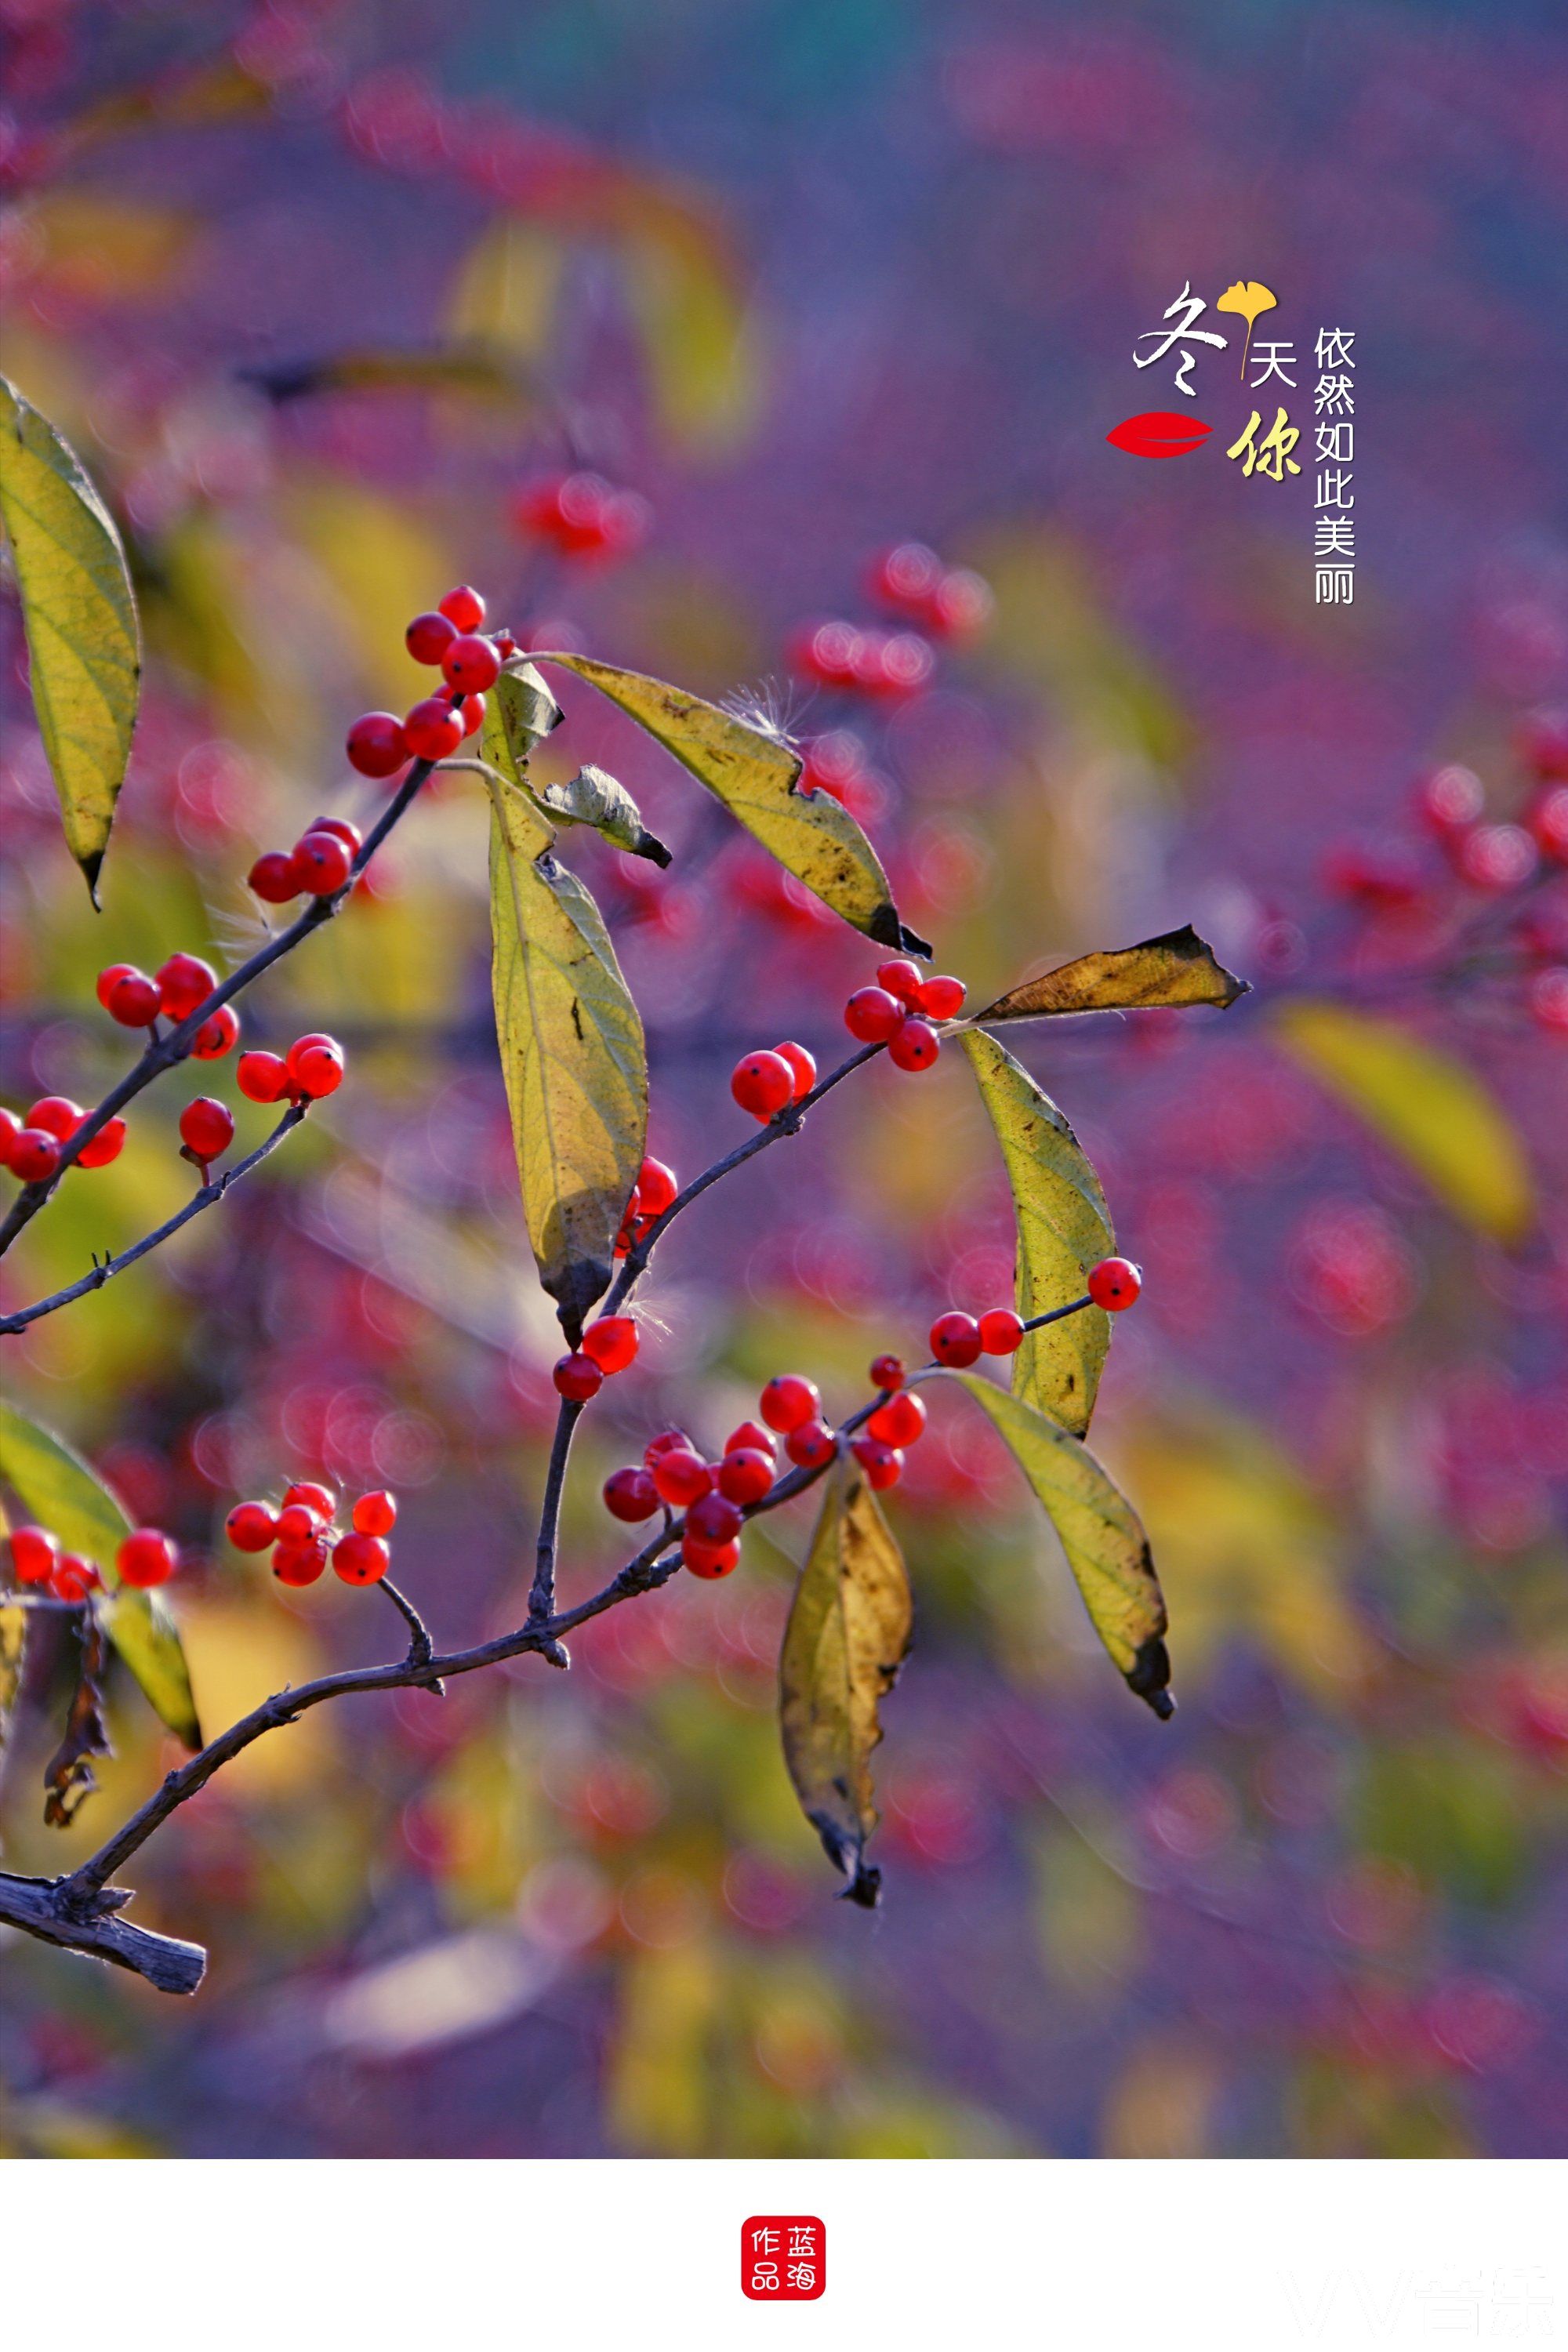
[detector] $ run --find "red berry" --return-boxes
[403,696,464,763]
[687,1491,743,1547]
[77,1117,126,1169]
[683,1534,740,1579]
[0,1108,19,1167]
[643,1428,695,1468]
[193,1004,240,1059]
[26,1096,82,1140]
[441,633,500,695]
[553,1352,604,1402]
[1524,784,1568,866]
[1087,1256,1142,1312]
[717,1448,774,1506]
[405,610,458,665]
[844,986,903,1044]
[731,1048,796,1121]
[978,1308,1024,1355]
[283,1481,336,1518]
[96,964,135,1010]
[9,1127,60,1182]
[920,975,966,1021]
[789,619,865,687]
[118,1527,176,1588]
[288,1034,344,1098]
[724,1421,775,1458]
[438,584,486,633]
[869,1353,906,1391]
[347,712,408,779]
[1516,711,1568,781]
[786,1418,836,1469]
[157,953,217,1022]
[760,1374,820,1434]
[309,817,364,854]
[870,541,944,617]
[773,1040,817,1100]
[352,1490,398,1537]
[52,1555,100,1604]
[107,971,161,1027]
[604,1468,659,1523]
[1529,969,1568,1035]
[9,1526,58,1584]
[333,1531,390,1586]
[581,1316,639,1374]
[238,1050,291,1104]
[867,1390,926,1448]
[226,1502,278,1552]
[636,1156,679,1215]
[1414,765,1484,836]
[275,1501,322,1544]
[248,851,301,903]
[652,1449,713,1508]
[876,957,924,1007]
[274,1538,328,1587]
[851,1436,903,1490]
[887,1017,940,1072]
[1456,823,1537,892]
[929,1311,982,1367]
[293,829,354,896]
[928,568,993,641]
[179,1097,234,1166]
[456,691,485,739]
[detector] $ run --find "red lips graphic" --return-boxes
[1107,412,1212,459]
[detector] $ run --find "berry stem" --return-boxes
[378,1575,441,1680]
[0,1106,308,1337]
[0,754,438,1265]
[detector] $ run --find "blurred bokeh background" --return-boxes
[2,0,1566,2159]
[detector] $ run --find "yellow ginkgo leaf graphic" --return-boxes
[1215,279,1278,376]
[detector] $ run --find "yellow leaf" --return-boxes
[972,925,1247,1025]
[1215,279,1279,375]
[928,1372,1171,1715]
[284,476,453,706]
[26,192,198,303]
[0,375,140,901]
[960,1029,1113,1437]
[536,652,929,952]
[619,212,759,450]
[487,767,648,1332]
[0,1602,27,1753]
[779,1455,913,1905]
[96,1590,201,1752]
[445,218,564,359]
[1273,998,1534,1244]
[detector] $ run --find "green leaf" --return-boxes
[95,1590,201,1752]
[0,375,140,903]
[486,771,648,1336]
[926,1372,1172,1717]
[535,652,930,953]
[1272,999,1534,1246]
[0,1602,27,1754]
[971,926,1247,1025]
[0,1399,201,1749]
[541,765,671,867]
[779,1454,913,1907]
[960,1029,1114,1438]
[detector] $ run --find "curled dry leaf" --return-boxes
[44,1613,112,1829]
[971,925,1247,1025]
[534,651,931,953]
[960,1029,1114,1438]
[779,1454,913,1907]
[541,764,672,867]
[924,1371,1172,1718]
[0,376,140,902]
[0,1602,27,1758]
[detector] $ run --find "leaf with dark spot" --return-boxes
[971,926,1247,1025]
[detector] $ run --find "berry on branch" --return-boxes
[844,986,903,1044]
[1087,1257,1143,1311]
[978,1308,1024,1355]
[604,1468,659,1522]
[347,712,408,779]
[887,1017,940,1072]
[226,1502,278,1552]
[193,1004,241,1060]
[406,610,458,665]
[157,953,218,1022]
[352,1490,397,1536]
[760,1374,820,1433]
[238,1051,291,1104]
[866,1389,926,1448]
[118,1528,177,1587]
[438,584,486,633]
[581,1316,639,1374]
[731,1049,796,1121]
[179,1097,235,1171]
[930,1311,982,1367]
[553,1352,604,1402]
[332,1532,390,1586]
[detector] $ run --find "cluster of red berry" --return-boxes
[237,1034,345,1106]
[614,1155,679,1258]
[226,1480,397,1588]
[844,958,965,1070]
[96,950,227,1040]
[512,471,650,561]
[924,1259,1143,1367]
[7,1523,178,1599]
[2,1094,125,1183]
[346,586,514,780]
[787,543,993,702]
[729,1040,817,1122]
[553,1315,641,1402]
[601,1378,841,1577]
[247,816,363,906]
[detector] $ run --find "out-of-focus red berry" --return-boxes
[333,1531,390,1585]
[724,1421,775,1457]
[851,1436,903,1490]
[1456,823,1537,891]
[1516,710,1568,781]
[353,1490,397,1536]
[118,1527,177,1587]
[788,619,864,687]
[867,1390,926,1448]
[1529,969,1568,1035]
[786,1419,836,1469]
[10,1526,59,1583]
[760,1374,821,1434]
[683,1534,740,1579]
[930,1311,982,1367]
[920,975,966,1020]
[1087,1256,1142,1311]
[274,1538,328,1586]
[51,1555,101,1603]
[1413,765,1484,836]
[687,1491,743,1547]
[1523,783,1568,866]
